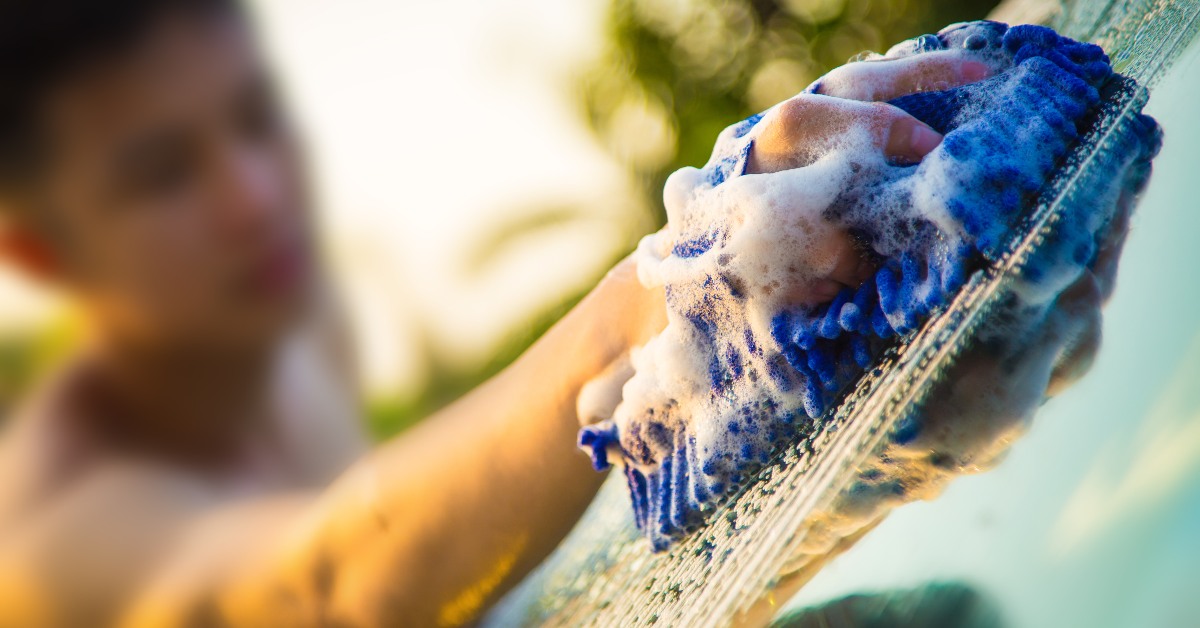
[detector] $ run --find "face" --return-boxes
[30,9,314,352]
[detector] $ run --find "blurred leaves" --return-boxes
[460,204,596,275]
[369,0,999,438]
[365,270,611,439]
[0,0,1003,437]
[578,0,998,225]
[0,316,78,419]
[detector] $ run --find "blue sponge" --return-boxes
[579,21,1161,550]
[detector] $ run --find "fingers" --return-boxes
[577,354,635,426]
[1090,186,1136,303]
[1046,316,1100,398]
[816,230,876,288]
[746,96,842,173]
[746,94,943,174]
[604,254,669,348]
[1045,272,1104,397]
[1046,276,1099,396]
[774,228,876,307]
[812,50,992,102]
[745,95,922,301]
[885,116,944,164]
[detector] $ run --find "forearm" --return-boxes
[230,259,664,626]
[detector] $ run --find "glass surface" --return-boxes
[486,5,1200,626]
[782,39,1200,628]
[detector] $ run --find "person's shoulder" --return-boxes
[0,361,100,527]
[0,399,213,626]
[0,355,216,529]
[0,453,208,627]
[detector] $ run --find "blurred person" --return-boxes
[0,1,1112,626]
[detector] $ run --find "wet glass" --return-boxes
[779,30,1200,628]
[486,2,1200,626]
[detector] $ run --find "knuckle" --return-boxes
[818,65,850,84]
[866,102,901,126]
[867,101,894,115]
[772,97,817,137]
[776,97,811,121]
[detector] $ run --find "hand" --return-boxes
[590,254,668,355]
[745,50,992,305]
[576,53,1002,543]
[796,91,1155,561]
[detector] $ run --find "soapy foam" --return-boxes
[578,21,1162,549]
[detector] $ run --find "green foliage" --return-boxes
[579,0,998,225]
[459,204,596,275]
[367,0,999,438]
[0,318,77,418]
[1,1,1004,438]
[365,264,616,440]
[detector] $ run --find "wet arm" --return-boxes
[137,258,666,627]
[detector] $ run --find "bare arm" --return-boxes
[115,258,667,627]
[187,53,975,627]
[6,52,1001,628]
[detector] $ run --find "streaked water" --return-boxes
[486,2,1200,626]
[782,34,1200,628]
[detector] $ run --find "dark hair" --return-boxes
[0,0,242,194]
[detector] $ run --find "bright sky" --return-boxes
[0,0,638,397]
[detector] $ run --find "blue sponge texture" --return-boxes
[579,21,1161,550]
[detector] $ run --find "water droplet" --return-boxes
[964,34,988,50]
